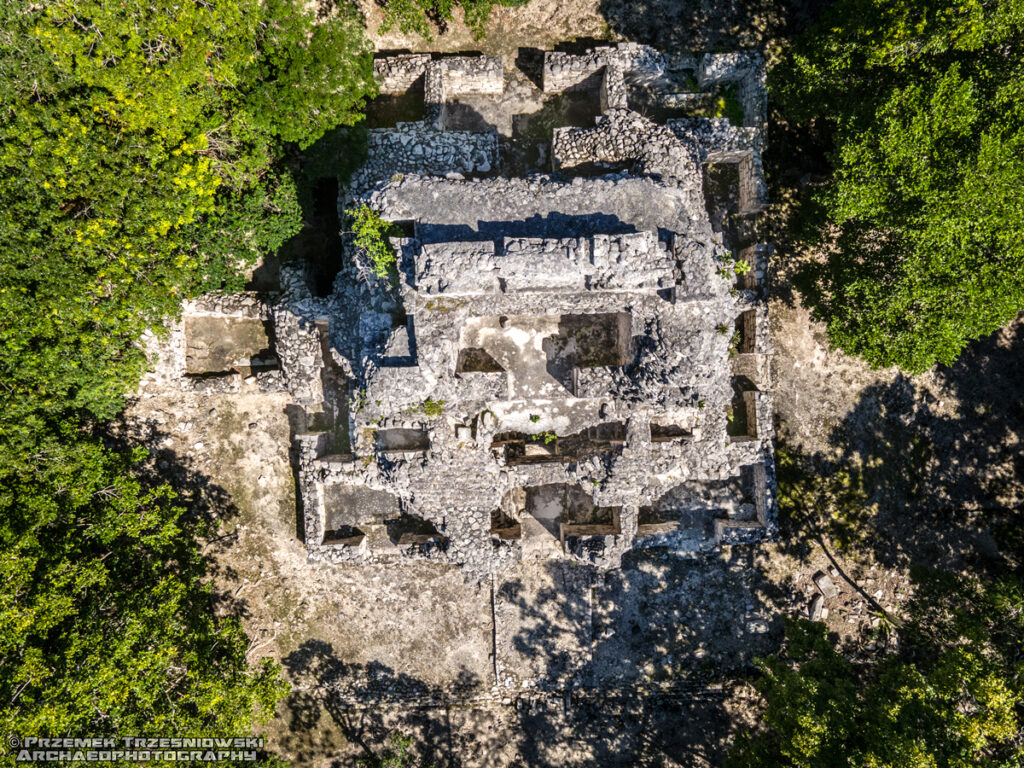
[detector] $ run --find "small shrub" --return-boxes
[529,414,540,423]
[713,83,744,124]
[728,330,741,359]
[347,203,397,278]
[421,398,445,417]
[379,0,528,40]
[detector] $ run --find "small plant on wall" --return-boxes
[420,398,445,417]
[347,203,397,278]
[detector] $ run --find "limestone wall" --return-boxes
[542,43,666,95]
[667,118,769,214]
[346,122,498,195]
[373,54,430,94]
[696,52,767,130]
[551,109,698,182]
[412,232,675,297]
[138,292,286,396]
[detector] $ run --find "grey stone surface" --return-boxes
[809,593,825,621]
[814,570,839,598]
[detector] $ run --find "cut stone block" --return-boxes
[813,570,838,598]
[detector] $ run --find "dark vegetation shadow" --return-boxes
[276,125,370,297]
[497,554,790,766]
[104,418,251,618]
[417,212,638,245]
[776,318,1024,577]
[598,0,831,52]
[280,639,482,767]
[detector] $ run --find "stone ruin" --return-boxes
[143,43,777,579]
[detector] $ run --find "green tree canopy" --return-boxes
[728,573,1024,768]
[774,0,1024,372]
[0,0,374,428]
[0,434,288,736]
[379,0,529,40]
[0,0,376,744]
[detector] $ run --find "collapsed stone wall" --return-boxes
[347,123,498,196]
[541,43,666,94]
[551,109,696,181]
[373,53,431,94]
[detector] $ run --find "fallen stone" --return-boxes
[813,570,838,598]
[809,594,824,621]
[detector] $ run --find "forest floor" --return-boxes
[124,2,1024,765]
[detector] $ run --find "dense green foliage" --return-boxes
[0,436,289,736]
[348,204,398,278]
[774,0,1024,372]
[0,0,376,743]
[379,0,529,39]
[0,0,374,427]
[728,574,1024,768]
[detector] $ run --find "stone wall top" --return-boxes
[411,232,675,297]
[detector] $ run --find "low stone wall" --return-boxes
[437,56,504,96]
[542,50,608,93]
[542,43,666,94]
[346,122,499,195]
[667,118,769,214]
[372,53,503,128]
[138,292,286,396]
[696,52,767,130]
[552,109,698,182]
[271,307,326,408]
[600,66,628,111]
[373,53,430,94]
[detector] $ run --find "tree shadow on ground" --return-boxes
[598,0,831,53]
[280,639,483,767]
[496,550,790,767]
[104,417,254,617]
[776,318,1024,577]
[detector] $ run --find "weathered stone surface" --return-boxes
[809,593,825,621]
[813,570,839,598]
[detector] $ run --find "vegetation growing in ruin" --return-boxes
[379,0,529,40]
[358,733,427,767]
[420,398,446,417]
[711,83,745,124]
[348,204,399,278]
[773,0,1024,372]
[0,0,375,743]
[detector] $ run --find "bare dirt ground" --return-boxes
[355,0,611,56]
[122,1,1024,765]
